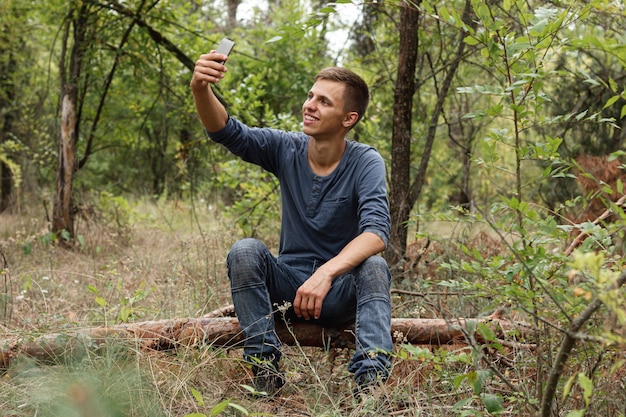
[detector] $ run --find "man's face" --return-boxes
[301,79,351,139]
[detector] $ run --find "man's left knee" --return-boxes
[361,256,391,277]
[356,256,391,290]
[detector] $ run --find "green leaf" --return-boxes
[562,374,576,401]
[190,387,204,406]
[464,35,480,46]
[438,7,451,24]
[477,322,496,342]
[473,370,492,394]
[119,306,131,322]
[453,373,468,389]
[457,86,475,94]
[452,397,473,410]
[401,344,435,360]
[240,384,257,394]
[575,109,589,120]
[603,94,620,109]
[506,196,520,210]
[610,359,625,375]
[209,399,230,416]
[228,403,249,415]
[577,373,593,406]
[480,393,503,413]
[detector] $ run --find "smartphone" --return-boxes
[215,38,235,63]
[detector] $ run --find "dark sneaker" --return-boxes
[249,357,285,397]
[351,372,391,415]
[352,371,384,398]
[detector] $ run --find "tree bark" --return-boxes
[386,0,420,271]
[226,0,241,31]
[0,4,22,213]
[53,4,92,241]
[0,316,529,369]
[53,87,77,240]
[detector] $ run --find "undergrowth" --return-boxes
[1,198,625,416]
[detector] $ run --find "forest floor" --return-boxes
[0,200,603,416]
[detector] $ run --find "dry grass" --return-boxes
[4,200,623,416]
[1,201,466,416]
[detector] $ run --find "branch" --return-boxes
[78,3,141,170]
[89,0,195,71]
[408,0,476,206]
[564,193,626,256]
[539,270,626,417]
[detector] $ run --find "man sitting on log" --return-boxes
[189,43,393,397]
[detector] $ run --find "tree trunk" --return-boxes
[226,0,241,31]
[386,0,420,272]
[0,316,530,369]
[0,10,19,213]
[387,0,475,277]
[53,5,91,241]
[53,86,77,239]
[351,2,380,57]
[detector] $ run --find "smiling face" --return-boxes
[301,79,358,141]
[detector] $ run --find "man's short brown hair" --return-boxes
[315,67,370,126]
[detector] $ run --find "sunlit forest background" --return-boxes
[1,0,625,415]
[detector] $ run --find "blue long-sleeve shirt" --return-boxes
[207,116,391,263]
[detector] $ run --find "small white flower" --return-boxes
[274,301,292,314]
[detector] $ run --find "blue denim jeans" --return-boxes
[226,238,393,381]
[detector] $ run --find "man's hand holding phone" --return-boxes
[190,37,235,132]
[190,38,235,91]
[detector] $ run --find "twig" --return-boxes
[391,289,474,297]
[564,193,626,256]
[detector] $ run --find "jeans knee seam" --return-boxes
[356,294,389,307]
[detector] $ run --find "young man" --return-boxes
[190,48,393,396]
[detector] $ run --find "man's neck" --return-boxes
[307,137,346,177]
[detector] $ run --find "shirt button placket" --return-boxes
[306,176,321,217]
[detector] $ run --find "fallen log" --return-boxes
[0,316,530,369]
